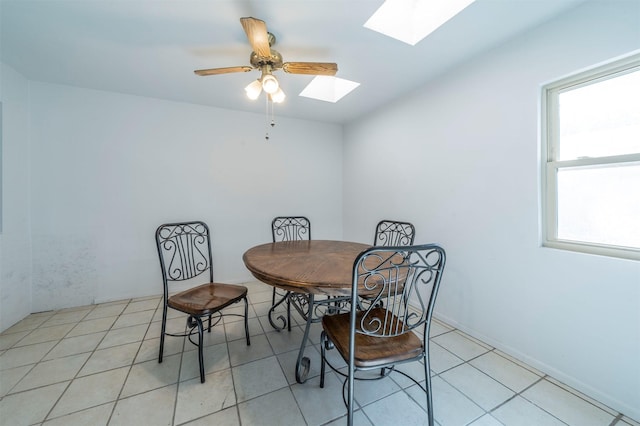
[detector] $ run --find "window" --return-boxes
[542,53,640,260]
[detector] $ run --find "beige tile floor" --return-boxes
[0,280,638,426]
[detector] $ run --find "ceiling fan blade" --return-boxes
[240,17,271,58]
[194,66,253,76]
[282,62,338,76]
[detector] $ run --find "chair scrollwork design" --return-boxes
[374,219,416,247]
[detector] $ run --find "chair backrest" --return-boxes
[156,221,214,287]
[373,220,415,246]
[272,216,311,242]
[352,244,446,338]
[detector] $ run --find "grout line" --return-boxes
[489,375,546,414]
[610,413,624,425]
[1,287,632,426]
[107,300,162,424]
[41,298,133,423]
[171,319,188,426]
[227,305,244,426]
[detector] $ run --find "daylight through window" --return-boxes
[542,53,640,260]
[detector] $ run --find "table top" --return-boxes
[242,240,371,296]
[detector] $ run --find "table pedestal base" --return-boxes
[269,291,350,383]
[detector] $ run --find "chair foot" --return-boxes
[158,337,165,363]
[244,297,251,346]
[189,315,206,383]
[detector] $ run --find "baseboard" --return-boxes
[432,311,639,422]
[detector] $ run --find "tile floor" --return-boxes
[0,280,637,426]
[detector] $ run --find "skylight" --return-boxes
[364,0,476,46]
[299,76,360,103]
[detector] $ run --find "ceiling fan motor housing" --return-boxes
[250,49,283,69]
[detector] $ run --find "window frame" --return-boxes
[541,52,640,261]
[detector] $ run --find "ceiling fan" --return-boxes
[194,17,338,103]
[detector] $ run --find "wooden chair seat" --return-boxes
[321,308,423,368]
[168,283,248,316]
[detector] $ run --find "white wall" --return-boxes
[343,1,640,420]
[2,0,639,418]
[26,83,343,312]
[0,63,32,331]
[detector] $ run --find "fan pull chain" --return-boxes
[265,95,276,141]
[265,96,269,140]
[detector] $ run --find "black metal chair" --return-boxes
[320,244,446,426]
[156,221,250,383]
[374,219,416,246]
[368,220,416,311]
[271,216,311,331]
[272,216,311,242]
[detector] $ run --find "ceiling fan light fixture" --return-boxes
[261,74,279,94]
[244,79,263,100]
[271,87,286,103]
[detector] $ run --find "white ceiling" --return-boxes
[1,0,587,124]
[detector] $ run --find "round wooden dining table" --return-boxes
[243,240,371,295]
[243,240,371,383]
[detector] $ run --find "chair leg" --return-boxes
[424,355,434,426]
[287,295,292,332]
[190,315,205,383]
[320,331,327,388]
[244,297,251,346]
[159,303,168,363]
[347,364,355,426]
